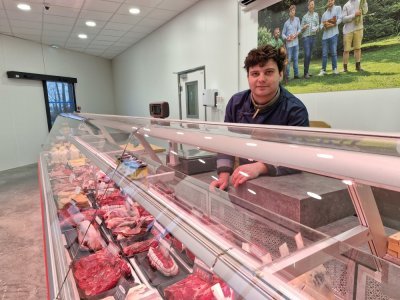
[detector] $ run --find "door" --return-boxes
[179,68,205,121]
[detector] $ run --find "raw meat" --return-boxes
[73,247,131,296]
[77,220,104,251]
[147,244,179,277]
[123,239,157,257]
[164,273,234,300]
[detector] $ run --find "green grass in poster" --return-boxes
[284,36,400,94]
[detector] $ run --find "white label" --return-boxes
[98,182,106,190]
[295,232,305,249]
[74,186,81,194]
[242,242,250,253]
[211,283,225,300]
[118,285,126,294]
[261,253,272,264]
[69,173,75,183]
[279,243,290,258]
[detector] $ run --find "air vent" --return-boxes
[239,0,258,6]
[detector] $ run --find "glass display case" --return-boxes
[38,113,400,299]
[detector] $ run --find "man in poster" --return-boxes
[318,0,342,76]
[301,0,319,79]
[270,27,284,49]
[342,0,368,72]
[282,5,302,81]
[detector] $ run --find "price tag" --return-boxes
[295,232,304,249]
[261,253,272,264]
[98,182,106,190]
[74,186,81,194]
[211,283,225,300]
[279,243,290,258]
[69,173,75,183]
[242,242,250,253]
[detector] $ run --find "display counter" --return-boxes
[38,113,400,299]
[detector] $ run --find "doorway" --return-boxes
[178,66,206,121]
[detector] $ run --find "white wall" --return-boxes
[113,0,400,132]
[0,34,115,171]
[112,0,238,121]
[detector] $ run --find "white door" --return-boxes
[179,69,205,121]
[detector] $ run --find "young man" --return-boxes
[282,5,302,81]
[342,0,368,72]
[318,0,342,76]
[269,27,284,49]
[210,45,309,190]
[301,0,319,79]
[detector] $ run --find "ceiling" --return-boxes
[0,0,200,59]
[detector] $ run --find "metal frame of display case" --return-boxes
[40,113,400,299]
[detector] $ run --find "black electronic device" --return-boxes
[149,102,169,118]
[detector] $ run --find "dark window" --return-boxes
[186,81,198,118]
[43,81,76,130]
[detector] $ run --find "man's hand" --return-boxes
[302,24,310,30]
[210,172,230,190]
[230,162,268,188]
[355,9,361,16]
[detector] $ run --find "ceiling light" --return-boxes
[17,3,31,11]
[50,44,59,49]
[129,7,141,15]
[85,21,96,27]
[78,33,88,39]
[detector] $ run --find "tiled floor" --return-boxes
[0,164,47,299]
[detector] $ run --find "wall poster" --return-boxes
[258,0,400,94]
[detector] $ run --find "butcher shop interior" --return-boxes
[1,0,400,299]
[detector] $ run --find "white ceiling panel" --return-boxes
[137,17,165,28]
[100,29,126,37]
[43,15,76,26]
[9,20,42,29]
[104,22,132,31]
[6,11,43,22]
[43,6,81,18]
[124,0,163,7]
[83,0,121,13]
[1,0,201,59]
[147,8,179,20]
[158,0,195,11]
[109,13,141,25]
[46,0,85,9]
[43,23,74,32]
[79,10,113,21]
[93,35,120,42]
[89,40,114,47]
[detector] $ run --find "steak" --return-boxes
[147,244,179,277]
[123,239,157,257]
[73,248,131,296]
[164,273,234,300]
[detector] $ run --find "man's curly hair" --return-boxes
[244,44,287,74]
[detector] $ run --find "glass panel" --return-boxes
[186,81,198,118]
[41,113,400,299]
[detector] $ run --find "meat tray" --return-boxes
[134,251,189,288]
